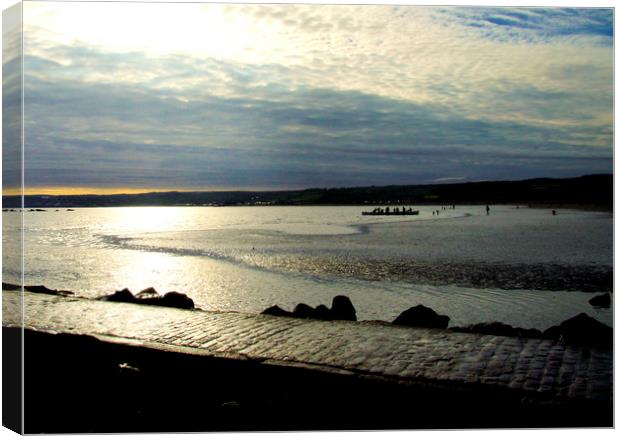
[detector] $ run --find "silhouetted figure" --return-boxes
[486,205,490,215]
[552,210,557,215]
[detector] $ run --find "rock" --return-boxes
[543,313,612,347]
[393,305,450,329]
[330,295,357,321]
[4,282,73,296]
[135,287,159,299]
[100,288,194,310]
[262,297,356,321]
[22,284,74,296]
[314,304,333,321]
[450,322,541,339]
[102,288,136,303]
[158,292,195,310]
[261,305,292,317]
[293,303,316,319]
[2,282,20,291]
[25,285,53,295]
[589,293,611,308]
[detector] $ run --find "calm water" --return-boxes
[2,205,613,329]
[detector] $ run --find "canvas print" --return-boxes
[2,1,613,433]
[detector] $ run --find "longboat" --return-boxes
[361,209,419,216]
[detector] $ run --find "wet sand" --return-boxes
[3,286,613,432]
[248,254,613,292]
[10,327,612,433]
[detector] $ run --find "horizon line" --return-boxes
[1,174,611,197]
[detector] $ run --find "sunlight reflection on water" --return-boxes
[3,205,613,328]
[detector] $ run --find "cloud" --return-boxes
[17,3,614,192]
[435,7,613,45]
[3,4,23,191]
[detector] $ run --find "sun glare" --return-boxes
[102,206,189,234]
[25,2,281,62]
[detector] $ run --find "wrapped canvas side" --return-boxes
[2,2,23,434]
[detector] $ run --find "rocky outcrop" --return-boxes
[543,313,612,347]
[104,288,136,303]
[331,295,357,321]
[261,305,292,317]
[450,322,541,339]
[3,282,74,296]
[392,305,450,329]
[2,282,20,291]
[589,293,611,308]
[157,291,195,310]
[293,303,316,319]
[261,295,357,322]
[99,287,195,310]
[314,304,333,321]
[135,287,158,299]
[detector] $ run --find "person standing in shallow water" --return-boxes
[486,205,490,215]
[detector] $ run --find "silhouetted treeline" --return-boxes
[2,174,612,209]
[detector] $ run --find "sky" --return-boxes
[3,1,614,194]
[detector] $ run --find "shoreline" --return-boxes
[10,326,614,432]
[3,283,613,337]
[3,288,613,432]
[9,327,613,433]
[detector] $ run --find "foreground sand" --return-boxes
[3,290,613,432]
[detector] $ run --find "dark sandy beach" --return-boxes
[7,327,612,433]
[2,286,613,433]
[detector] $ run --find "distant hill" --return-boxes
[2,174,612,209]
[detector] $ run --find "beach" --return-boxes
[5,3,613,432]
[2,204,613,431]
[3,289,613,432]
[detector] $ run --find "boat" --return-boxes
[361,210,419,216]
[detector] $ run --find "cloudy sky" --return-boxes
[8,2,615,193]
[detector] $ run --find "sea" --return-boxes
[2,205,613,329]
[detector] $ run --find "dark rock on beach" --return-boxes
[135,287,158,299]
[450,322,541,339]
[2,282,74,296]
[331,295,357,321]
[100,288,195,310]
[25,285,74,297]
[293,303,316,319]
[158,291,195,310]
[103,288,136,303]
[392,305,450,329]
[543,313,612,347]
[314,304,333,321]
[2,282,20,291]
[589,293,611,308]
[262,295,357,322]
[261,305,292,317]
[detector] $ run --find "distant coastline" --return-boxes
[2,174,612,210]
